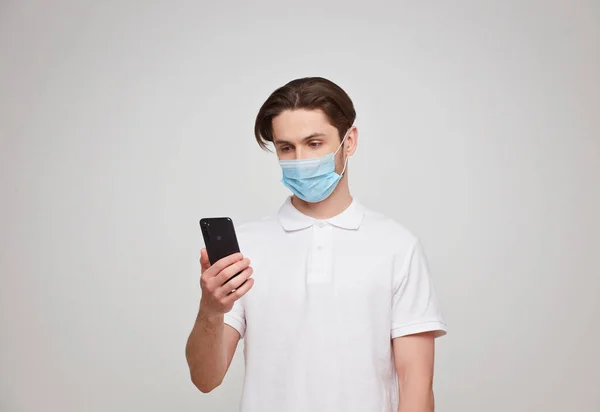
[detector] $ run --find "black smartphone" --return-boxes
[199,217,244,283]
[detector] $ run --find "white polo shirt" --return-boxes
[224,196,447,412]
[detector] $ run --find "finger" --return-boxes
[204,252,244,278]
[213,258,251,286]
[223,277,255,305]
[200,248,210,272]
[215,266,253,298]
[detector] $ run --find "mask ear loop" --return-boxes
[340,155,349,176]
[335,128,352,176]
[334,129,351,156]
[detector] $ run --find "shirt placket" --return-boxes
[307,221,333,284]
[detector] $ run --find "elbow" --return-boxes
[191,372,223,394]
[195,381,215,394]
[196,384,218,394]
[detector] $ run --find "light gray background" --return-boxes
[1,1,598,411]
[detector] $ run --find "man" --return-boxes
[185,77,447,412]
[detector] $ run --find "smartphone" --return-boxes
[199,217,244,283]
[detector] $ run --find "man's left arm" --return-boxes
[393,331,436,412]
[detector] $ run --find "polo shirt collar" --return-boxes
[277,196,365,231]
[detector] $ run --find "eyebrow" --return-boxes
[274,132,326,145]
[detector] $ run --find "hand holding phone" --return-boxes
[198,218,255,315]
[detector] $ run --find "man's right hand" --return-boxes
[199,248,254,316]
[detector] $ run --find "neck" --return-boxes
[291,175,353,219]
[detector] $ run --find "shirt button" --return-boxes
[318,222,327,228]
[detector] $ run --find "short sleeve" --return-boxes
[224,298,246,339]
[391,240,447,339]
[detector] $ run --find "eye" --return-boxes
[309,141,322,148]
[280,146,291,153]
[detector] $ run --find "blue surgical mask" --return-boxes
[279,130,351,203]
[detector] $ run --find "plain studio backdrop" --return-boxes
[1,1,599,411]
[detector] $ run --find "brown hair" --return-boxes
[254,77,356,151]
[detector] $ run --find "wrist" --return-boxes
[198,302,224,324]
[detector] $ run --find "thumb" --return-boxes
[200,248,211,272]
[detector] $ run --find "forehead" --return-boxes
[272,109,336,142]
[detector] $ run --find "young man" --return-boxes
[185,77,447,412]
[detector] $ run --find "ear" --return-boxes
[344,126,359,157]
